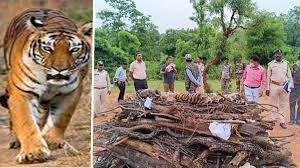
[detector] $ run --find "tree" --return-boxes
[94,28,127,78]
[159,29,194,56]
[246,12,286,64]
[282,6,300,54]
[117,30,141,62]
[190,0,255,92]
[97,0,161,60]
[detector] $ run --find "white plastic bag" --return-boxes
[209,121,231,140]
[144,97,153,109]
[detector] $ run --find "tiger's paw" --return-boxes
[16,146,51,164]
[9,140,21,149]
[43,131,64,150]
[46,139,64,150]
[9,135,21,149]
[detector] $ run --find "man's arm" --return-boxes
[220,65,223,80]
[114,68,121,80]
[241,66,247,85]
[106,73,111,92]
[229,65,233,79]
[287,64,294,88]
[186,69,200,85]
[266,64,271,91]
[129,63,134,80]
[261,68,267,89]
[160,65,165,76]
[196,69,202,83]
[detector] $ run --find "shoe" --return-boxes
[280,123,287,129]
[288,121,296,125]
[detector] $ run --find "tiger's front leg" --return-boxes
[42,86,82,150]
[8,93,51,163]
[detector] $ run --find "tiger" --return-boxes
[1,8,92,163]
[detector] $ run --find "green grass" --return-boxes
[112,79,237,93]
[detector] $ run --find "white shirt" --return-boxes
[94,69,111,91]
[114,67,127,82]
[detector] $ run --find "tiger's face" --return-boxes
[29,32,90,85]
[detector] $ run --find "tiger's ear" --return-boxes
[28,16,44,28]
[78,21,92,43]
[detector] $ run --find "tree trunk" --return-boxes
[203,36,228,92]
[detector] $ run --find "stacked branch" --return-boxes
[94,89,294,168]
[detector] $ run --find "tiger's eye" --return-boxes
[71,48,80,53]
[43,46,52,52]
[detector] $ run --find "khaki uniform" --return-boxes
[235,62,244,92]
[267,60,293,123]
[221,63,232,93]
[94,70,111,116]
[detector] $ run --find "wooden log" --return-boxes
[238,123,266,136]
[193,149,209,168]
[107,145,171,168]
[227,151,249,167]
[122,139,161,159]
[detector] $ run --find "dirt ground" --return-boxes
[94,92,300,167]
[0,72,91,167]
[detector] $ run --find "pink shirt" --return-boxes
[241,65,267,89]
[130,60,147,80]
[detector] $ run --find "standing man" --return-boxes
[241,55,266,102]
[130,52,148,92]
[220,58,232,93]
[235,55,245,92]
[195,56,205,93]
[114,62,128,102]
[94,61,111,117]
[289,55,300,125]
[160,56,177,92]
[184,54,202,94]
[266,49,293,129]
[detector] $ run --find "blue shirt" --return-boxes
[115,67,127,82]
[186,69,202,85]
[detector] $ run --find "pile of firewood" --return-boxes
[94,89,294,168]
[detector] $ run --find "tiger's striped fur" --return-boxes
[3,8,92,163]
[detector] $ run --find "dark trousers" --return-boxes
[133,79,148,91]
[289,85,300,122]
[118,82,126,101]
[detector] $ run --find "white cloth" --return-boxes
[165,63,175,72]
[209,122,231,140]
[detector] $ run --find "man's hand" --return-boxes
[266,90,270,96]
[241,85,244,93]
[108,90,111,95]
[117,81,121,86]
[259,90,263,97]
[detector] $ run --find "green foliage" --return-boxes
[117,30,141,62]
[282,6,300,56]
[96,0,300,84]
[246,12,286,64]
[64,4,92,23]
[175,39,196,58]
[94,28,128,79]
[159,29,194,56]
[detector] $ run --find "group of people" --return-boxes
[94,50,300,130]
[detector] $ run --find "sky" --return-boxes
[95,0,300,33]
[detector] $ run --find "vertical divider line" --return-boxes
[90,0,96,167]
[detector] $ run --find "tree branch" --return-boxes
[220,7,226,33]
